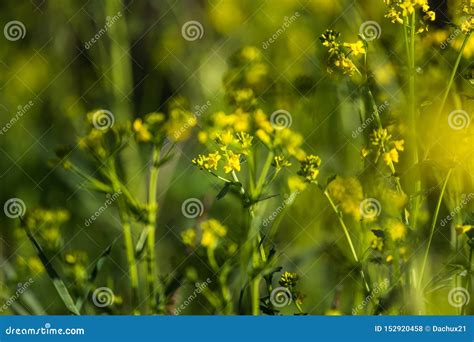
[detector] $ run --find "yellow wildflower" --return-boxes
[200,219,227,248]
[344,41,366,56]
[223,151,241,173]
[383,148,399,165]
[298,155,321,183]
[181,228,197,247]
[387,219,407,241]
[455,224,473,235]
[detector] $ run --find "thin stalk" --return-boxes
[108,161,140,313]
[435,33,471,126]
[407,12,421,229]
[250,275,260,315]
[323,188,370,292]
[116,197,140,313]
[254,152,274,197]
[418,168,452,288]
[146,146,160,313]
[461,244,472,315]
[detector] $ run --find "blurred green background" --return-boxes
[0,0,473,315]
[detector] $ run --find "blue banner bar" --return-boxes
[0,316,472,342]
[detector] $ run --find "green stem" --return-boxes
[323,188,370,292]
[108,161,140,313]
[250,275,260,315]
[418,168,452,289]
[116,197,140,313]
[254,152,274,197]
[461,244,472,315]
[146,146,160,313]
[407,12,421,230]
[435,33,471,127]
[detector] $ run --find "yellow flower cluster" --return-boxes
[320,29,366,76]
[327,176,364,220]
[384,0,436,31]
[459,2,473,34]
[455,224,473,235]
[193,106,305,175]
[23,208,70,251]
[181,219,228,249]
[362,128,405,166]
[279,271,299,288]
[297,154,322,183]
[133,107,197,144]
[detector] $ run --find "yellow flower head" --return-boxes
[223,151,241,173]
[298,154,321,183]
[200,219,227,248]
[387,219,407,241]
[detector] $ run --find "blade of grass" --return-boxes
[21,223,80,315]
[76,243,113,311]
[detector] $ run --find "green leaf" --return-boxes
[216,182,231,200]
[76,244,113,311]
[22,223,80,315]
